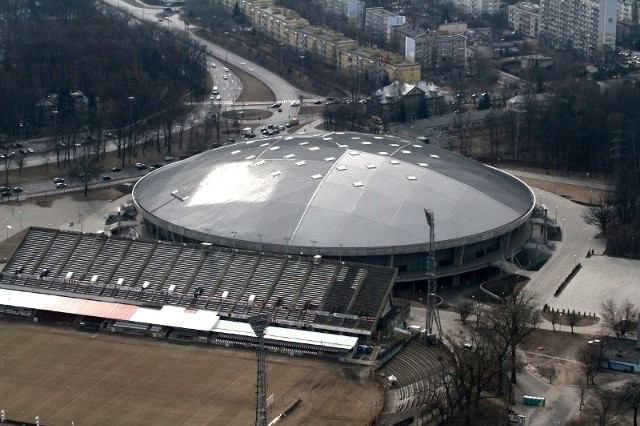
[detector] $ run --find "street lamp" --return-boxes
[574,254,577,267]
[300,55,305,92]
[224,32,230,64]
[18,210,22,229]
[6,225,11,240]
[231,230,237,249]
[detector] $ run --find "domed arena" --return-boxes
[132,132,535,286]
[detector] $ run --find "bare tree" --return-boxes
[550,309,560,331]
[623,379,640,426]
[567,310,580,333]
[458,302,474,325]
[577,341,603,385]
[68,153,98,197]
[582,194,616,236]
[601,298,638,337]
[582,390,625,426]
[473,303,484,329]
[577,381,587,410]
[483,290,540,393]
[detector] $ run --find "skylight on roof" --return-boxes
[295,161,306,166]
[407,176,417,181]
[378,151,389,155]
[348,151,360,156]
[430,154,440,158]
[412,144,422,148]
[260,143,269,147]
[309,146,320,151]
[353,181,364,187]
[418,162,428,167]
[231,150,241,155]
[323,137,332,141]
[351,137,361,140]
[271,171,282,177]
[361,141,372,145]
[389,143,400,147]
[245,155,256,160]
[311,174,323,180]
[401,150,411,154]
[390,159,400,165]
[255,160,266,166]
[366,164,376,169]
[324,157,336,161]
[270,146,280,151]
[285,136,294,140]
[284,154,295,159]
[336,165,347,171]
[337,144,348,148]
[374,136,383,139]
[299,141,309,146]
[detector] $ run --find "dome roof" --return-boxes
[132,132,534,253]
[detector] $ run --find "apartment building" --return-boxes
[337,46,421,83]
[364,7,406,43]
[617,0,640,22]
[449,0,500,17]
[393,25,466,71]
[325,0,365,27]
[218,0,419,83]
[508,2,541,38]
[540,0,617,58]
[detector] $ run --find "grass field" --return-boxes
[0,319,380,426]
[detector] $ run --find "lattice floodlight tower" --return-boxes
[249,313,269,426]
[424,208,443,344]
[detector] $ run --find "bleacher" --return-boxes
[376,338,448,423]
[0,227,397,335]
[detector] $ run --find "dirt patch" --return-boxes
[229,63,275,104]
[521,328,592,386]
[0,320,380,426]
[70,187,127,202]
[540,310,600,328]
[221,108,272,121]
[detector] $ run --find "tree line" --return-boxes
[0,0,209,175]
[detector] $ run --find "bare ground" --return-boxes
[0,320,381,426]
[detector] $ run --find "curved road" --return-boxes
[106,0,317,125]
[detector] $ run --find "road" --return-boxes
[105,0,317,127]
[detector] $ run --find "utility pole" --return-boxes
[424,208,442,343]
[250,314,269,426]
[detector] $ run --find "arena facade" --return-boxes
[133,132,535,286]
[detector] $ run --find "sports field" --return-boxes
[0,319,381,426]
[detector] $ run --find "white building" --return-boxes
[617,0,640,22]
[508,2,541,38]
[365,7,406,43]
[449,0,500,17]
[325,0,365,27]
[540,0,617,58]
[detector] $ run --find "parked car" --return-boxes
[55,182,67,188]
[53,177,65,184]
[111,166,123,172]
[135,163,147,170]
[164,156,175,162]
[102,175,112,181]
[12,187,23,193]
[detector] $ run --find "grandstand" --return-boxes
[0,227,398,356]
[376,338,450,425]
